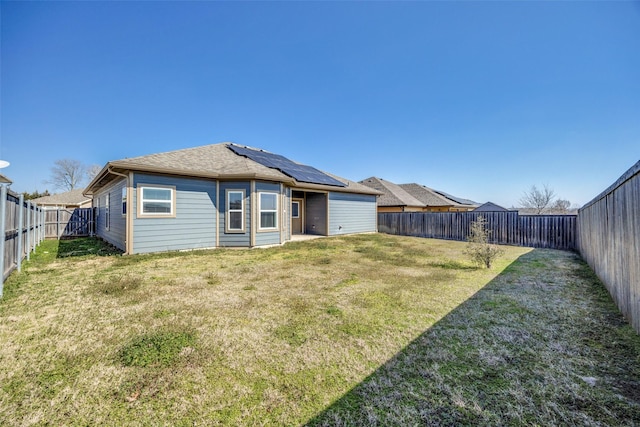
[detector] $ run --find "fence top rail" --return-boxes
[380,212,575,218]
[519,214,577,218]
[579,160,640,212]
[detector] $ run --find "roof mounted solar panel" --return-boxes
[432,189,476,205]
[228,145,346,187]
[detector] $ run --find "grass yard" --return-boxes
[1,234,639,426]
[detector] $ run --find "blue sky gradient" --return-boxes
[2,1,639,207]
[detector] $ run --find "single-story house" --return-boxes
[31,189,93,209]
[358,177,425,212]
[84,143,381,254]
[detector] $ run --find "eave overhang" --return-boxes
[84,161,382,197]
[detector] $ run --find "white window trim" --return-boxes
[291,200,300,219]
[258,191,279,231]
[122,186,127,217]
[137,184,176,218]
[105,193,110,231]
[226,189,245,233]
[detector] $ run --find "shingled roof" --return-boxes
[86,143,379,196]
[473,202,510,212]
[0,174,12,185]
[399,183,455,207]
[400,183,478,209]
[358,177,425,208]
[32,189,92,207]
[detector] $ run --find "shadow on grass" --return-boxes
[56,237,123,258]
[306,249,640,426]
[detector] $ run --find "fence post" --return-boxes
[36,206,41,245]
[36,206,41,244]
[17,194,24,272]
[26,201,31,261]
[40,207,44,244]
[56,208,60,240]
[35,205,39,245]
[0,185,7,297]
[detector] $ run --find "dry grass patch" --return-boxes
[1,235,638,426]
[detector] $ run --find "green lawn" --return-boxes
[1,234,638,426]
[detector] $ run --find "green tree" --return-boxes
[464,216,504,269]
[22,190,51,200]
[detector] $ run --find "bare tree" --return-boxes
[519,184,557,214]
[47,159,87,191]
[551,199,571,214]
[87,164,102,181]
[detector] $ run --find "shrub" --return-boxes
[464,216,504,269]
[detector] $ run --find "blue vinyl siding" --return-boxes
[256,182,280,192]
[95,178,127,250]
[284,187,291,242]
[329,192,377,236]
[132,174,216,254]
[255,181,281,246]
[219,182,251,247]
[255,232,281,246]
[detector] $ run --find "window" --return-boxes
[226,190,245,233]
[259,192,278,230]
[105,193,110,231]
[291,201,300,218]
[122,187,127,216]
[138,185,176,217]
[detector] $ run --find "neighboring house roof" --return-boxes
[32,189,92,207]
[85,143,381,196]
[474,202,510,212]
[359,177,425,208]
[431,189,477,206]
[399,183,478,209]
[398,183,457,207]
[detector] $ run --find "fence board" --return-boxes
[44,208,95,239]
[577,160,640,334]
[378,211,576,250]
[2,190,45,295]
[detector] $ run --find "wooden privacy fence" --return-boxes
[44,208,95,239]
[1,187,45,296]
[378,211,577,250]
[577,160,640,334]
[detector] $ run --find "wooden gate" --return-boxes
[44,208,95,239]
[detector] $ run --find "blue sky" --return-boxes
[2,1,639,208]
